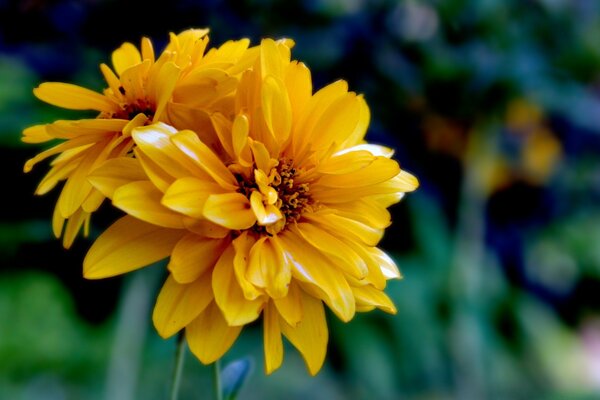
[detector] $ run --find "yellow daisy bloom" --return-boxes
[83,39,418,375]
[22,29,259,248]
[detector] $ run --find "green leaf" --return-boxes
[222,357,253,400]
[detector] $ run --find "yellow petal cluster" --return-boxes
[23,29,263,247]
[24,31,418,375]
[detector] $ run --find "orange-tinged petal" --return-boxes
[111,42,142,76]
[186,302,242,364]
[210,112,235,159]
[262,75,291,144]
[305,212,383,247]
[81,188,105,213]
[273,281,302,327]
[232,232,263,300]
[84,216,184,279]
[284,61,311,122]
[315,157,400,188]
[317,150,375,175]
[346,240,386,290]
[36,156,80,195]
[100,63,122,96]
[170,130,238,190]
[153,61,181,122]
[332,199,391,230]
[264,301,283,374]
[168,234,228,284]
[247,236,291,299]
[260,38,286,79]
[119,60,148,102]
[113,181,184,229]
[294,223,367,279]
[24,133,106,173]
[34,82,116,111]
[162,177,225,219]
[22,125,53,143]
[62,208,90,249]
[153,273,213,338]
[339,94,370,148]
[52,203,65,239]
[310,93,361,153]
[279,292,328,376]
[212,245,265,326]
[132,123,211,182]
[293,79,348,158]
[278,230,355,321]
[182,218,230,238]
[203,193,255,230]
[87,157,147,199]
[134,147,174,192]
[57,138,112,218]
[232,114,253,167]
[352,285,397,314]
[141,37,155,62]
[249,139,274,173]
[47,118,129,139]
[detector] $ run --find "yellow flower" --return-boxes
[83,39,418,375]
[22,29,257,248]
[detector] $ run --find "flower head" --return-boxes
[23,29,258,248]
[84,38,418,375]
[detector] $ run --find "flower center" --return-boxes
[103,86,155,121]
[236,158,313,235]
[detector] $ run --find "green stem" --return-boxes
[213,359,223,400]
[169,332,186,400]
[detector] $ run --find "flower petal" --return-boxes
[132,123,209,182]
[186,302,242,364]
[264,301,283,374]
[304,212,383,247]
[153,61,181,122]
[88,157,147,199]
[203,193,256,230]
[113,181,184,229]
[170,130,238,190]
[294,223,368,279]
[278,230,355,322]
[232,232,263,300]
[153,273,213,338]
[162,177,225,219]
[57,138,113,218]
[111,42,142,76]
[247,236,291,299]
[212,245,265,326]
[22,124,53,143]
[273,281,302,327]
[279,291,328,376]
[352,284,397,314]
[262,75,291,145]
[34,82,116,111]
[168,234,228,284]
[83,215,183,279]
[315,157,400,188]
[250,191,282,225]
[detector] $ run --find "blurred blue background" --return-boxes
[3,0,600,398]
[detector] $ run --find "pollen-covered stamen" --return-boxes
[235,158,313,233]
[272,161,311,223]
[102,87,155,121]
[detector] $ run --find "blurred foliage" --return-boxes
[4,0,600,398]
